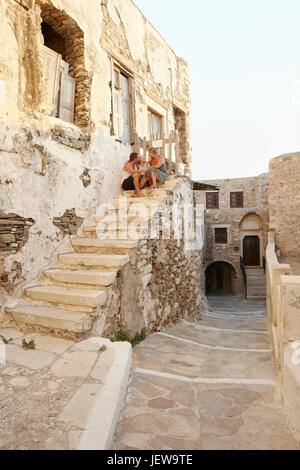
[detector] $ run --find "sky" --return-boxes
[134,0,300,180]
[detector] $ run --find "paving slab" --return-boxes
[13,333,73,354]
[6,344,56,370]
[51,351,98,378]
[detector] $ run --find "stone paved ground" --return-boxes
[0,331,116,450]
[112,296,300,450]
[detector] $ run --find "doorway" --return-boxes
[243,236,260,266]
[206,262,237,295]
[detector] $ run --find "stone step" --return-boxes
[116,197,164,208]
[44,269,117,287]
[94,214,149,224]
[83,226,146,241]
[71,238,137,254]
[58,252,130,269]
[247,295,266,300]
[247,279,266,285]
[247,287,266,294]
[7,304,93,334]
[25,285,107,308]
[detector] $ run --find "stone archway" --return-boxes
[206,261,237,295]
[240,214,264,267]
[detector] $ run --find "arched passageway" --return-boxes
[206,261,237,295]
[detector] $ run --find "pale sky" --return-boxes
[134,0,300,180]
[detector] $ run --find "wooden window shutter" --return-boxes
[230,192,244,208]
[110,58,122,140]
[42,45,61,117]
[58,63,75,124]
[206,192,219,209]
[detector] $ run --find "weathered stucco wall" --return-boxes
[269,152,300,258]
[195,174,269,295]
[0,125,130,318]
[0,0,192,316]
[0,0,191,145]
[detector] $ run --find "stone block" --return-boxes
[59,383,103,428]
[0,234,15,243]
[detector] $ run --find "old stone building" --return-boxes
[269,151,300,270]
[195,174,269,298]
[0,0,204,338]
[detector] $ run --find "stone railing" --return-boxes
[266,231,300,435]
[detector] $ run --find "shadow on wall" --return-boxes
[206,261,238,296]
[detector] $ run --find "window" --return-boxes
[206,192,219,209]
[174,107,188,164]
[230,192,244,208]
[148,109,162,139]
[111,64,132,145]
[215,228,228,244]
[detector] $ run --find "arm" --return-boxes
[123,162,145,175]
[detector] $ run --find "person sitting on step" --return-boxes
[146,147,169,189]
[122,152,151,197]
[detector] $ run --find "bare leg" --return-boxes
[139,176,147,189]
[148,171,157,189]
[132,173,143,197]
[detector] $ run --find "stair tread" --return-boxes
[7,303,89,320]
[7,304,92,333]
[72,238,138,247]
[27,285,106,297]
[45,268,117,276]
[44,269,117,287]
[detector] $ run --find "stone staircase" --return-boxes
[6,180,178,340]
[245,266,266,300]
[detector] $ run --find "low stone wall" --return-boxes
[266,231,300,435]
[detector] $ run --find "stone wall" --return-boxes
[195,174,269,296]
[269,152,300,258]
[266,233,300,436]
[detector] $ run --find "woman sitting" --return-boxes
[146,147,169,189]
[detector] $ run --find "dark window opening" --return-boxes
[230,192,244,208]
[215,228,228,244]
[206,192,219,209]
[42,22,75,123]
[42,22,66,58]
[39,6,92,128]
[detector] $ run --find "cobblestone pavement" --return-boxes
[112,296,300,450]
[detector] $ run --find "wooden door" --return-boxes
[243,236,260,266]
